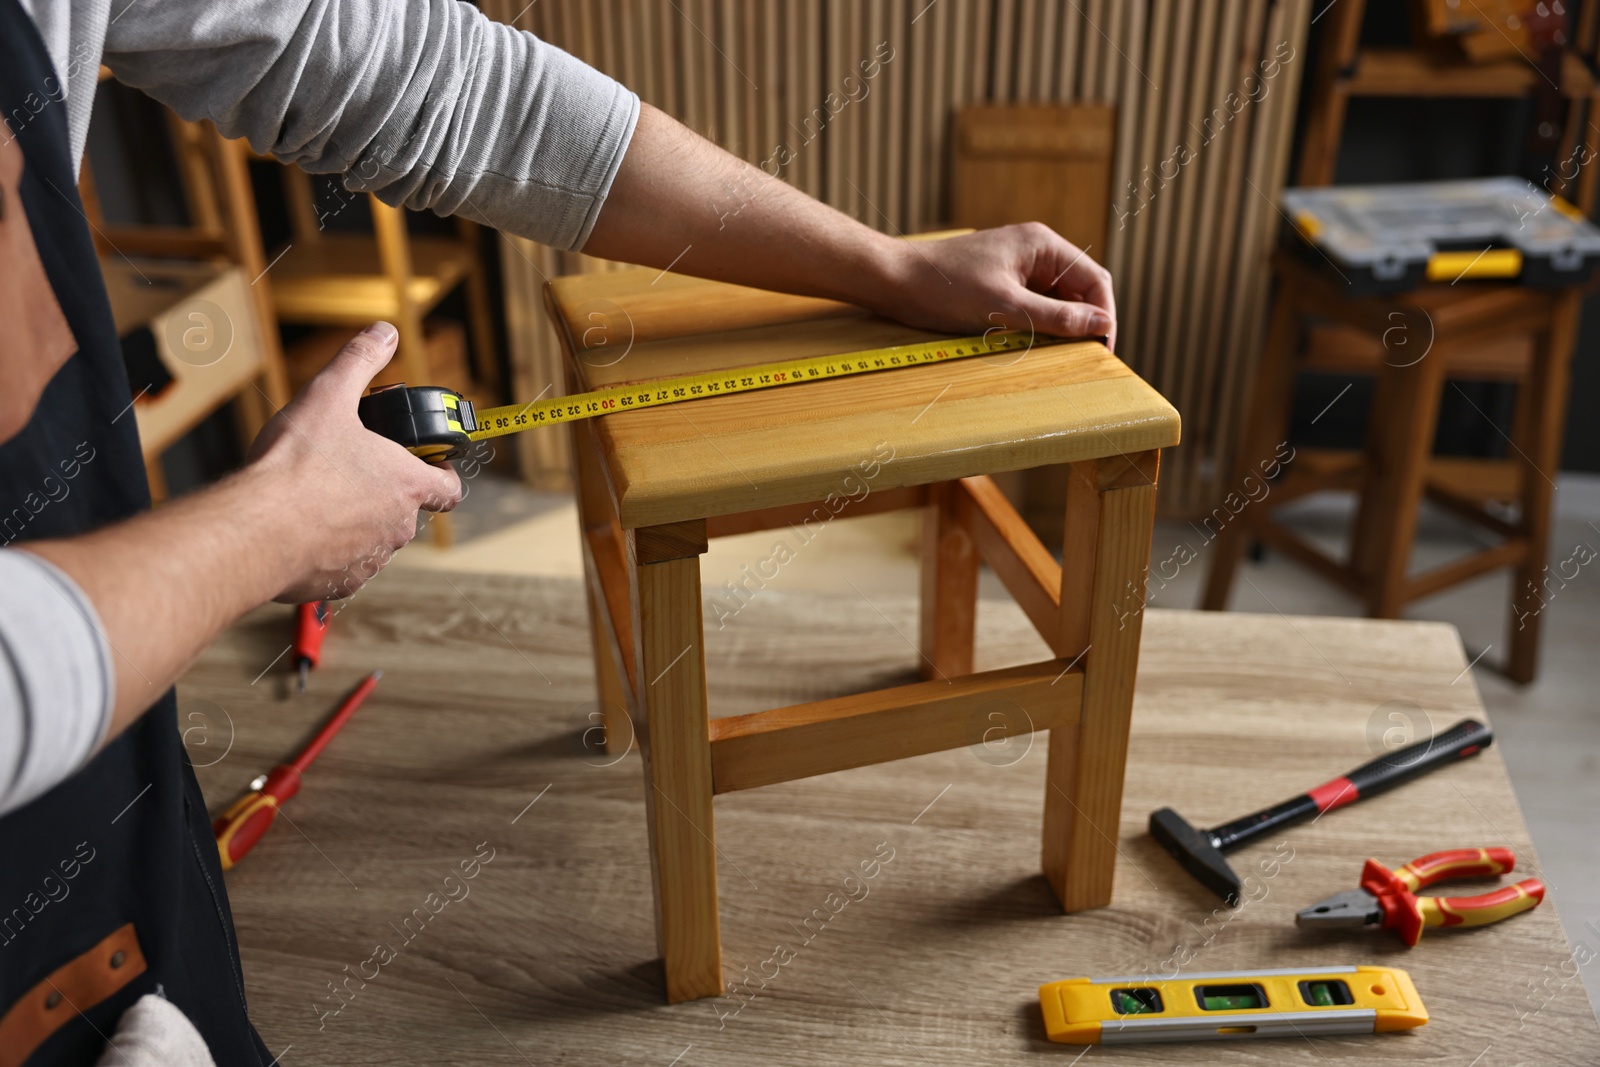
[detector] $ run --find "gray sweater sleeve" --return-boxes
[0,551,114,818]
[101,0,639,251]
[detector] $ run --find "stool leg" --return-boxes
[1045,453,1159,911]
[632,547,721,1002]
[919,482,979,679]
[1200,286,1300,610]
[1508,293,1580,683]
[1351,332,1448,619]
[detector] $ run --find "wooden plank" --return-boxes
[632,519,710,564]
[969,0,993,101]
[919,482,981,678]
[992,0,1018,101]
[1102,0,1145,280]
[800,0,823,198]
[1423,482,1522,541]
[1078,0,1102,99]
[1186,0,1264,510]
[1055,0,1081,103]
[94,226,227,260]
[1135,0,1196,415]
[1116,0,1175,375]
[1033,0,1058,101]
[1251,515,1367,596]
[883,0,907,230]
[1150,0,1212,411]
[832,0,857,216]
[1406,539,1529,604]
[708,659,1083,793]
[955,475,1063,654]
[948,104,1114,254]
[1347,48,1595,98]
[1015,0,1039,100]
[758,1,780,171]
[705,484,928,538]
[632,553,721,1003]
[1210,0,1300,517]
[1167,0,1233,502]
[1095,0,1123,102]
[906,0,937,229]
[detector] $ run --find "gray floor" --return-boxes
[407,468,1600,1018]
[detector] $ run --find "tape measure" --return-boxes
[1038,965,1428,1044]
[357,330,1046,461]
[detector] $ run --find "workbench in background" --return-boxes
[182,571,1597,1064]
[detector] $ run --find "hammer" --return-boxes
[1150,718,1492,905]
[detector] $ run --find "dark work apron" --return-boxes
[0,3,269,1063]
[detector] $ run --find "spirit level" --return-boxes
[357,330,1048,462]
[1038,965,1428,1045]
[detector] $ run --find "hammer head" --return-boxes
[1149,807,1242,906]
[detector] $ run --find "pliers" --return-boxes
[1296,847,1544,946]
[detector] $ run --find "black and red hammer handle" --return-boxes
[1208,719,1492,852]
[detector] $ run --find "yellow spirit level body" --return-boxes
[1038,965,1427,1045]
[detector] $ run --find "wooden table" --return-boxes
[183,570,1598,1064]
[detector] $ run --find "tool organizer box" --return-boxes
[1282,177,1600,293]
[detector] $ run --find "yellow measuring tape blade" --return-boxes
[464,329,1045,441]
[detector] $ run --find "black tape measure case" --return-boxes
[357,383,477,462]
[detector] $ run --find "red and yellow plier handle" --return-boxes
[1299,846,1545,946]
[1363,847,1545,946]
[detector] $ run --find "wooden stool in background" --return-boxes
[79,96,291,501]
[546,264,1180,1002]
[1200,251,1581,683]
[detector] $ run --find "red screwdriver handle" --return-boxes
[1398,847,1515,891]
[295,601,330,668]
[212,765,302,870]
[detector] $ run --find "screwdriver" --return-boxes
[293,601,330,693]
[213,670,382,871]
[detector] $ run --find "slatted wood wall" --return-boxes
[482,0,1312,516]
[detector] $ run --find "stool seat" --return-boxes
[547,268,1179,528]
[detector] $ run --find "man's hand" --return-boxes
[22,321,465,740]
[874,224,1117,352]
[247,322,463,603]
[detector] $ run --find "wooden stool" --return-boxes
[1201,251,1582,683]
[546,267,1179,1002]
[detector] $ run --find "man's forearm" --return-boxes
[24,463,304,740]
[581,104,912,315]
[580,103,1116,344]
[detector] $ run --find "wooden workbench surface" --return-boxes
[182,570,1597,1064]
